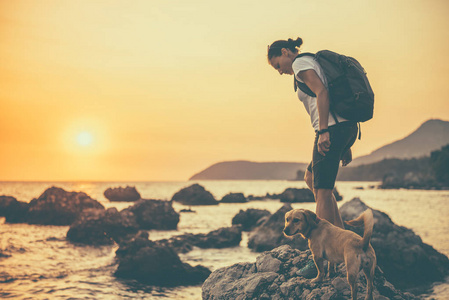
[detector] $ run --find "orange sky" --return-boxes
[1,0,449,181]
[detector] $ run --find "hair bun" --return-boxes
[287,37,303,48]
[294,37,303,47]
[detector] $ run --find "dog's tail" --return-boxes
[345,209,374,251]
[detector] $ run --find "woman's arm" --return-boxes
[297,69,330,156]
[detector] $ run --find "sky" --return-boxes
[1,0,448,181]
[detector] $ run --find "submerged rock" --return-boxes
[67,208,139,245]
[104,186,141,202]
[123,199,179,230]
[0,196,29,223]
[340,198,449,293]
[248,204,308,252]
[158,226,242,253]
[26,187,104,226]
[202,245,417,300]
[220,192,247,203]
[114,231,211,286]
[232,208,271,231]
[171,184,218,205]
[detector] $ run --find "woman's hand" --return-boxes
[317,132,331,156]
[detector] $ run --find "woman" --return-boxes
[268,37,358,277]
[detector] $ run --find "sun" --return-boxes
[76,131,94,147]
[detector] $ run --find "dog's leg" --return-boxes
[345,253,361,300]
[363,260,375,300]
[311,256,325,283]
[328,261,336,278]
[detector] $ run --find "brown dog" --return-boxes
[283,209,376,300]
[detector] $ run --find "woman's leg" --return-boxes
[305,170,343,229]
[316,189,344,229]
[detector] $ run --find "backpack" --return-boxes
[293,50,374,123]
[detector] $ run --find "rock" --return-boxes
[340,198,449,293]
[158,226,242,253]
[104,186,141,202]
[114,231,211,286]
[195,226,242,249]
[0,250,11,258]
[379,172,441,190]
[220,193,247,203]
[279,188,314,203]
[256,254,282,273]
[248,187,340,203]
[202,245,417,300]
[123,199,179,230]
[247,193,279,201]
[26,187,105,225]
[232,208,271,231]
[171,184,218,205]
[66,208,139,245]
[248,204,308,252]
[0,196,29,223]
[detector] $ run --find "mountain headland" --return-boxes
[189,119,449,181]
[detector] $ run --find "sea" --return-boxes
[1,180,448,300]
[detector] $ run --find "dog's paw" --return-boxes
[311,276,323,283]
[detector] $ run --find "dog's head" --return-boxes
[283,209,319,239]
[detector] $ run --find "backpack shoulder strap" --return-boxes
[292,52,340,124]
[292,53,316,97]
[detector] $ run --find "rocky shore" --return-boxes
[202,245,418,300]
[1,184,448,295]
[242,198,449,294]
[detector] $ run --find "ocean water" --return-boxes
[1,180,448,299]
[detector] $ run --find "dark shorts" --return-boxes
[306,122,358,189]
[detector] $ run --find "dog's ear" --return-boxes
[303,210,318,229]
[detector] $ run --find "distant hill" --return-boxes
[189,161,307,180]
[189,119,449,181]
[336,157,431,181]
[351,119,449,166]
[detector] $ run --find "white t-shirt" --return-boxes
[292,55,347,131]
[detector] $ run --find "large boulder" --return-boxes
[26,187,105,225]
[232,208,271,231]
[279,188,314,203]
[104,186,141,202]
[66,208,139,245]
[340,198,449,293]
[123,199,179,230]
[0,196,29,223]
[114,231,211,286]
[248,204,308,252]
[159,226,242,253]
[195,226,242,249]
[202,245,417,300]
[220,193,247,203]
[171,184,218,205]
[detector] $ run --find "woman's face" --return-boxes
[269,49,294,75]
